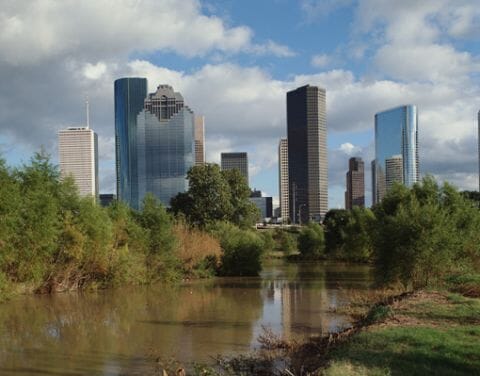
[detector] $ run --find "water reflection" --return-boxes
[0,261,371,375]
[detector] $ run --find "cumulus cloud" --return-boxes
[311,54,331,68]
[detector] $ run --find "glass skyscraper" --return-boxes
[115,77,148,208]
[374,105,419,203]
[115,79,195,209]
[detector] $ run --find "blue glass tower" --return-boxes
[374,105,419,203]
[115,77,148,207]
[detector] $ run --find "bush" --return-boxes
[210,222,264,276]
[298,223,325,259]
[273,228,297,255]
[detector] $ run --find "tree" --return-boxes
[323,209,351,255]
[171,164,259,228]
[222,168,259,227]
[298,223,325,259]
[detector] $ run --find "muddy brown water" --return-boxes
[0,260,372,375]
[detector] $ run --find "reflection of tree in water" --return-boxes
[0,281,264,374]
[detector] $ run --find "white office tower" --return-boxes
[58,127,99,198]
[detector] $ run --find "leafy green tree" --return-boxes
[274,228,297,255]
[342,207,375,262]
[171,164,233,227]
[138,194,179,281]
[323,209,351,255]
[298,223,325,259]
[222,168,259,227]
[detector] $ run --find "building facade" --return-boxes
[373,105,419,202]
[345,157,365,210]
[287,85,328,223]
[371,159,377,205]
[58,127,98,198]
[114,77,148,208]
[136,84,195,208]
[385,155,403,191]
[249,196,273,221]
[278,138,289,221]
[194,115,205,165]
[221,152,249,185]
[115,79,195,209]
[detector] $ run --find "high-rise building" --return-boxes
[373,105,419,202]
[115,79,195,209]
[385,155,403,191]
[345,157,365,210]
[287,85,328,223]
[278,138,289,221]
[114,77,148,208]
[249,196,273,220]
[221,152,249,185]
[194,115,205,165]
[58,127,98,198]
[136,84,195,208]
[371,159,377,205]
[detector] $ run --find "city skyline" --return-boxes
[0,1,479,210]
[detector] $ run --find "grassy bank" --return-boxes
[323,291,480,376]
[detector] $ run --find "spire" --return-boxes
[85,96,90,129]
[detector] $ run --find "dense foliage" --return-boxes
[297,223,325,258]
[170,164,259,228]
[0,153,223,295]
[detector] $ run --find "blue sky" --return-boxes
[0,0,479,209]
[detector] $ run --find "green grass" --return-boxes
[323,292,480,376]
[324,326,480,376]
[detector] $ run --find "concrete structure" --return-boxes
[373,105,419,203]
[287,85,328,223]
[115,79,195,209]
[345,157,365,210]
[221,152,249,185]
[194,115,205,165]
[58,127,98,198]
[278,138,289,222]
[385,155,403,191]
[249,196,273,220]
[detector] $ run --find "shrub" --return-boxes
[298,223,325,259]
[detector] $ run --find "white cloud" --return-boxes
[311,54,331,68]
[0,0,291,65]
[339,142,361,155]
[83,62,107,80]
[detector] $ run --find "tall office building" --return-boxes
[115,77,148,208]
[371,159,377,205]
[278,138,289,221]
[373,105,419,202]
[287,85,328,223]
[115,79,195,209]
[194,115,205,165]
[58,127,98,198]
[221,152,249,185]
[136,84,194,208]
[345,157,365,210]
[385,155,403,191]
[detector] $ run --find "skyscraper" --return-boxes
[221,152,249,185]
[287,85,328,223]
[385,155,403,191]
[136,84,195,208]
[114,77,148,207]
[373,105,419,202]
[58,127,98,198]
[371,159,377,205]
[115,79,195,209]
[278,138,289,222]
[194,115,205,165]
[345,157,365,210]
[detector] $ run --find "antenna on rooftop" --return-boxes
[85,96,90,129]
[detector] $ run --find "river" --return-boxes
[0,260,372,375]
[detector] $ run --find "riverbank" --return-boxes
[183,289,480,376]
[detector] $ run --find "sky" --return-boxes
[0,0,479,209]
